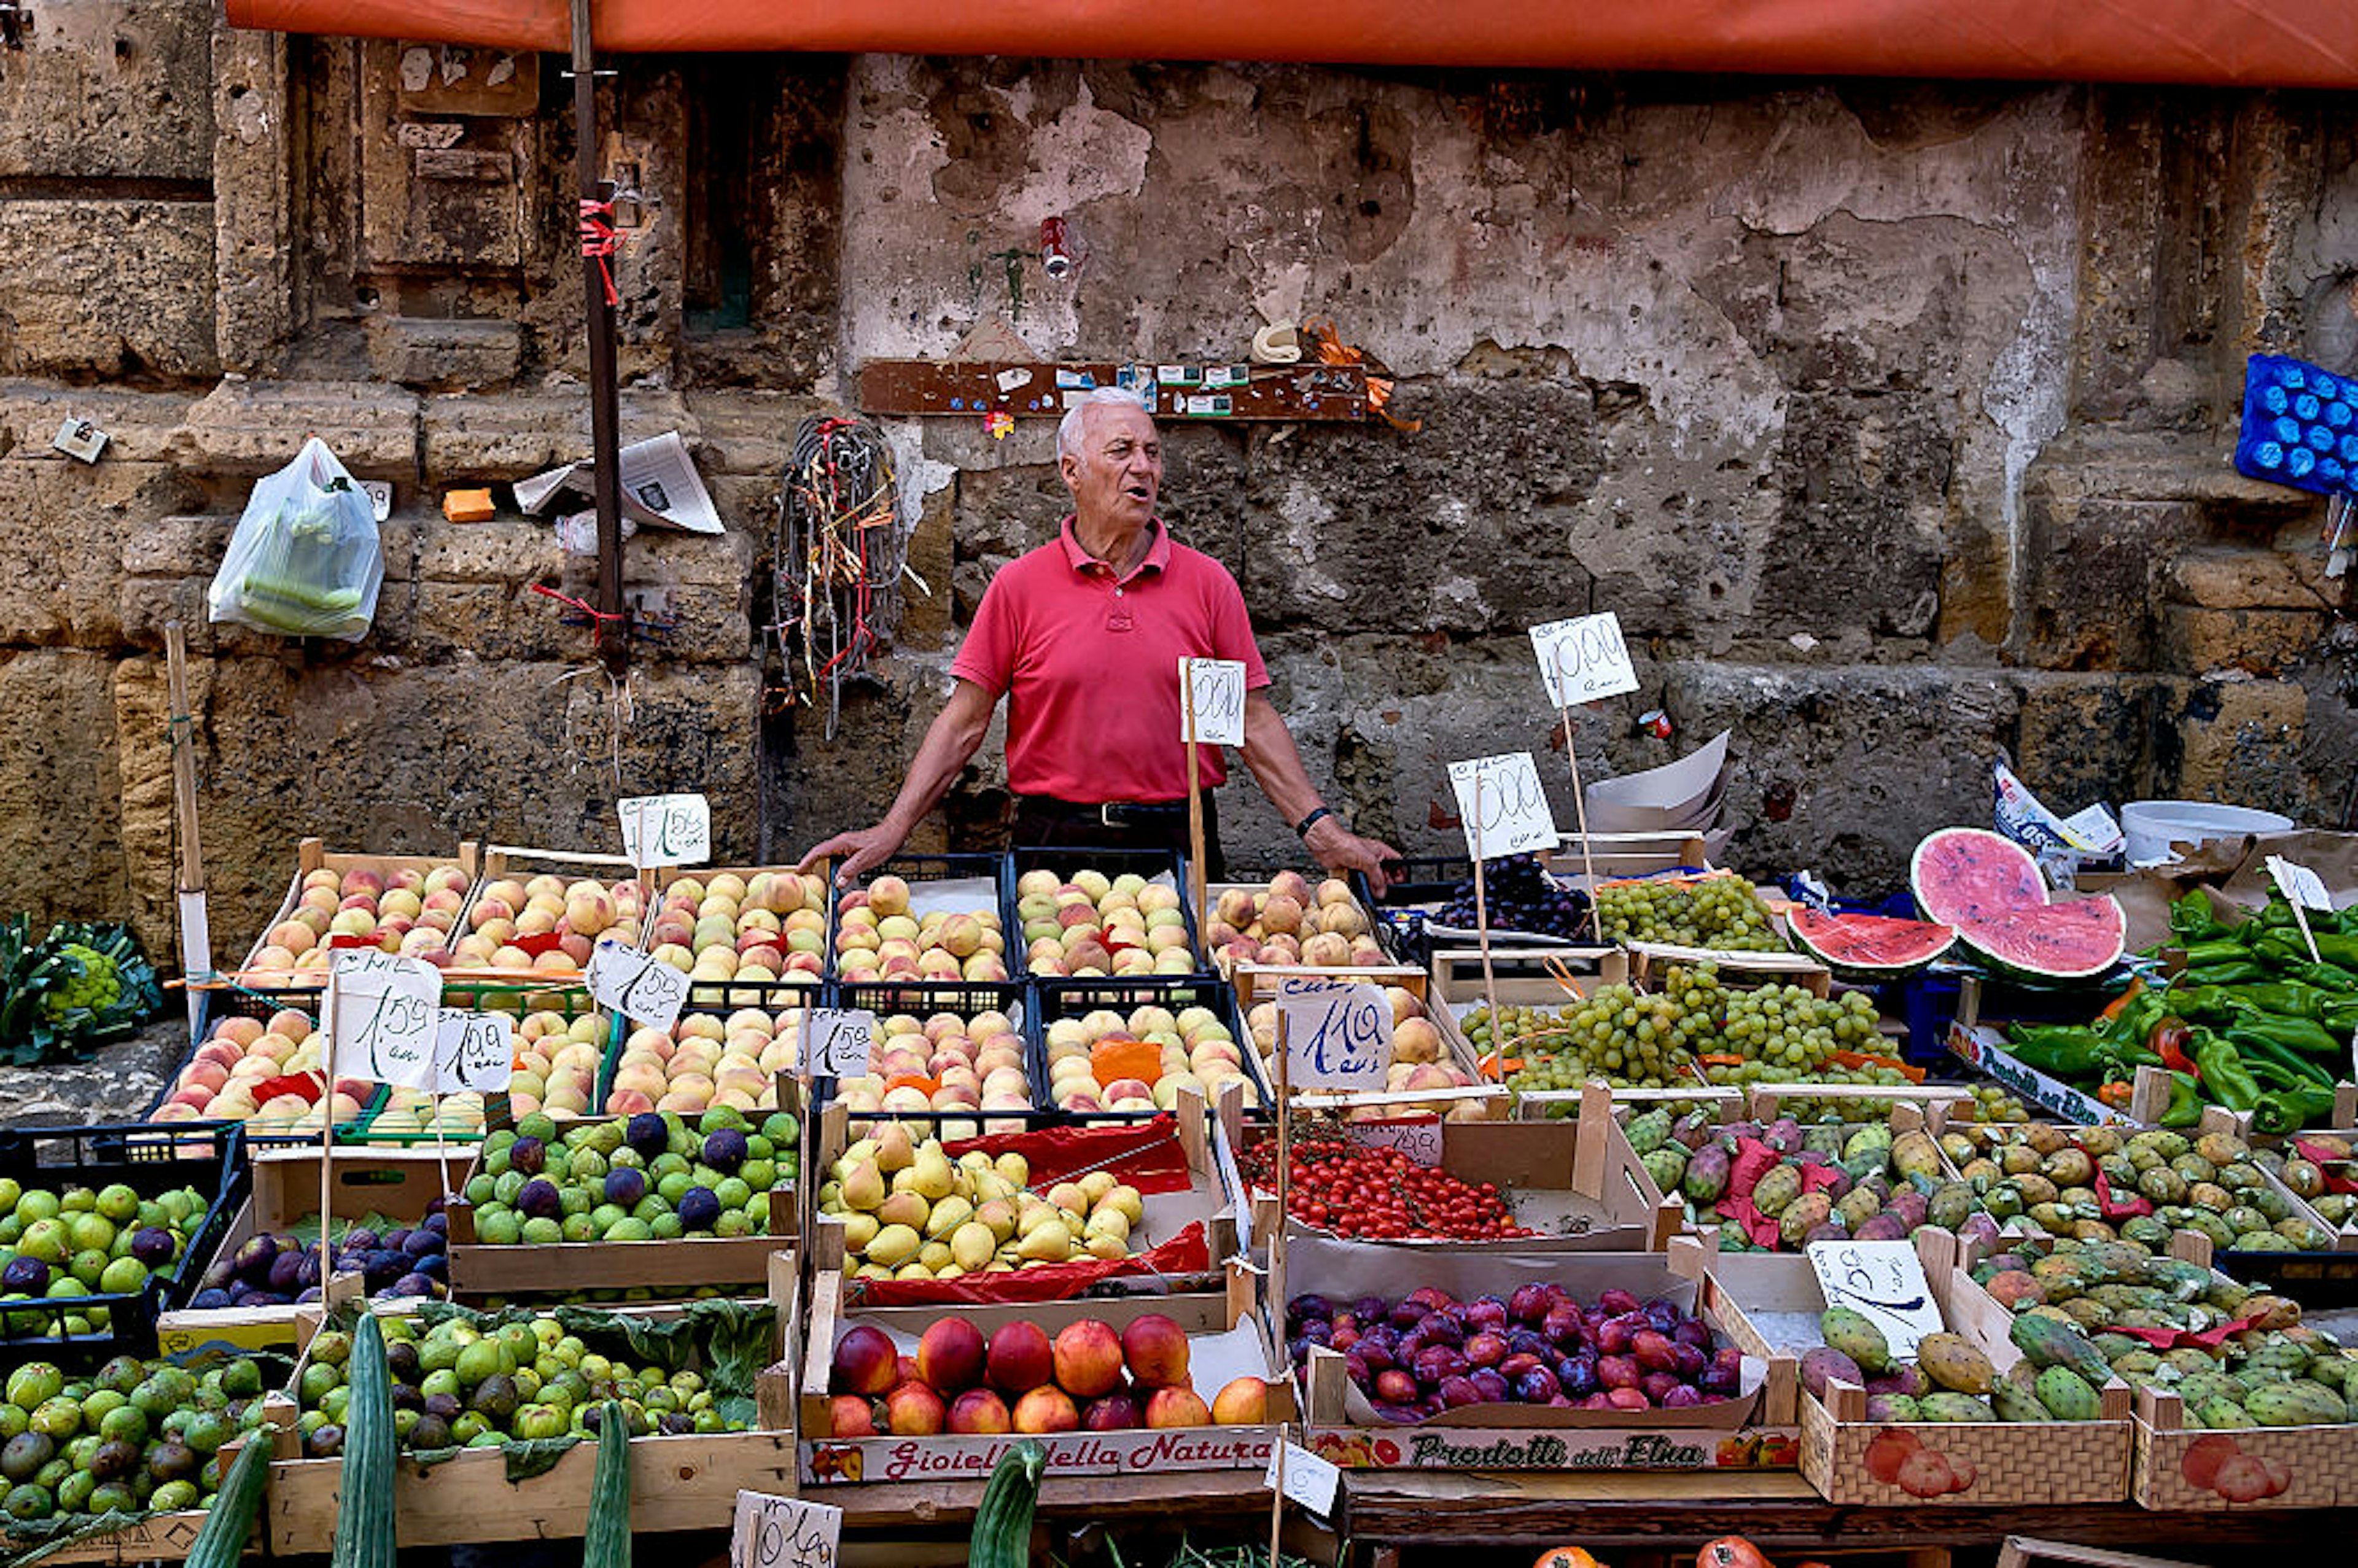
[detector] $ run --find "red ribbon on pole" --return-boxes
[579,198,621,306]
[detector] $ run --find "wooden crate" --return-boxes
[1224,1082,1681,1251]
[1700,1229,2136,1506]
[1294,1240,1799,1472]
[2130,1383,2356,1510]
[796,1260,1288,1488]
[1540,831,1714,887]
[4,1426,288,1567]
[809,1086,1242,1300]
[263,1272,798,1552]
[158,1146,469,1356]
[1233,960,1504,1117]
[1625,941,1831,997]
[224,837,481,993]
[1202,879,1385,972]
[443,1087,800,1297]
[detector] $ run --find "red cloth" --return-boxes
[2092,1171,2154,1219]
[941,1114,1196,1195]
[949,516,1270,802]
[2294,1139,2358,1195]
[2106,1313,2261,1352]
[1714,1137,1846,1248]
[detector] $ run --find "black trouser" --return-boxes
[1008,792,1224,879]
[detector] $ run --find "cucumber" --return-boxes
[330,1314,397,1568]
[968,1439,1046,1568]
[582,1402,631,1568]
[184,1439,270,1568]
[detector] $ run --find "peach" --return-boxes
[1121,1314,1191,1389]
[1144,1386,1212,1429]
[1082,1391,1143,1430]
[1010,1386,1080,1435]
[868,875,911,917]
[267,921,317,956]
[986,1321,1056,1395]
[917,1316,987,1394]
[946,1388,1012,1435]
[1051,1319,1126,1400]
[832,1325,900,1395]
[216,1017,266,1049]
[828,1395,879,1437]
[884,1381,947,1436]
[1211,1376,1270,1425]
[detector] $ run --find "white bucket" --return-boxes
[2121,799,2295,866]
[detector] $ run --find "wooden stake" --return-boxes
[1558,703,1601,921]
[1185,677,1209,948]
[165,624,209,1037]
[571,0,629,676]
[2289,898,2324,964]
[1268,1006,1291,1568]
[318,977,337,1294]
[1470,774,1503,1046]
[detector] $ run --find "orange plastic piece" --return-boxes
[881,1073,941,1098]
[1091,1036,1161,1090]
[442,487,495,523]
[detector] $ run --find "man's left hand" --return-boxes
[1304,816,1403,898]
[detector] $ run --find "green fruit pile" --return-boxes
[1592,875,1784,951]
[1796,1306,2109,1426]
[0,1178,212,1336]
[1972,1233,2357,1430]
[463,1108,799,1246]
[293,1313,745,1456]
[0,1354,275,1523]
[1946,1125,2334,1253]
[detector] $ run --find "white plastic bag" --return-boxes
[207,437,384,641]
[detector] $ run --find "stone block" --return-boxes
[2158,605,2327,678]
[0,650,128,931]
[2155,678,2313,821]
[682,390,840,478]
[2017,489,2203,670]
[2168,547,2336,610]
[0,457,201,648]
[0,384,197,464]
[214,26,293,375]
[1754,392,1947,640]
[0,0,215,181]
[367,317,525,390]
[175,380,418,477]
[0,201,217,381]
[2010,675,2166,820]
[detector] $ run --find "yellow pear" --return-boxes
[1017,1204,1061,1238]
[839,1212,880,1252]
[865,1222,922,1268]
[949,1221,997,1271]
[935,1262,966,1281]
[1048,1181,1088,1214]
[874,1190,931,1230]
[854,1262,893,1281]
[890,1167,920,1195]
[995,1152,1030,1188]
[1084,1207,1129,1242]
[975,1198,1016,1242]
[968,1170,1009,1205]
[917,1240,952,1272]
[1078,1171,1116,1205]
[924,1195,973,1240]
[894,1261,935,1281]
[817,1181,842,1211]
[872,1122,917,1173]
[1084,1232,1127,1260]
[959,1151,994,1174]
[1060,1208,1088,1236]
[909,1147,956,1202]
[1102,1185,1145,1227]
[986,1260,1016,1273]
[1016,1219,1072,1263]
[839,1159,886,1211]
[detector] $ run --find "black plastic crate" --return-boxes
[1007,845,1210,979]
[1353,856,1592,969]
[819,979,1037,1120]
[0,1123,246,1365]
[822,852,1010,984]
[1029,975,1261,1122]
[2213,1247,2358,1308]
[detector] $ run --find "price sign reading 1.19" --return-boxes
[1277,976,1391,1090]
[618,792,712,869]
[587,938,688,1030]
[327,950,444,1089]
[1528,611,1640,709]
[1446,751,1559,861]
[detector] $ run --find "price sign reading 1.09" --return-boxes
[1278,976,1391,1090]
[587,938,688,1030]
[432,1008,514,1095]
[618,792,711,869]
[1529,611,1639,709]
[327,950,444,1090]
[1446,751,1559,861]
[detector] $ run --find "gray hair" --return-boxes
[1056,386,1151,460]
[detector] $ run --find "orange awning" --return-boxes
[226,0,2358,87]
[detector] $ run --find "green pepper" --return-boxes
[2194,1037,2263,1112]
[2169,985,2246,1027]
[2252,1085,2341,1135]
[2182,961,2269,986]
[2231,980,2333,1020]
[2181,939,2257,968]
[2224,1028,2335,1086]
[2311,931,2358,969]
[2284,960,2358,994]
[2094,992,2166,1047]
[2002,1025,2111,1077]
[2229,1013,2343,1059]
[2170,890,2232,941]
[2162,1070,2204,1127]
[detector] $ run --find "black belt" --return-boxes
[1017,795,1192,829]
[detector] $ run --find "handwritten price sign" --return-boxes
[1180,657,1247,747]
[1346,1116,1442,1166]
[1446,751,1559,861]
[618,793,711,869]
[326,950,444,1089]
[1264,1440,1342,1517]
[1278,976,1391,1090]
[1806,1240,1944,1359]
[432,1008,514,1095]
[1529,612,1638,708]
[2265,855,2334,913]
[806,1009,877,1079]
[730,1490,841,1568]
[587,939,688,1030]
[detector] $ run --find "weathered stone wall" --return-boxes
[0,10,2349,959]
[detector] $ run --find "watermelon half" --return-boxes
[1788,907,1958,977]
[1909,826,2125,982]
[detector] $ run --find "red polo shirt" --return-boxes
[950,516,1272,803]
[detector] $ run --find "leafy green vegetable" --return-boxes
[0,918,164,1066]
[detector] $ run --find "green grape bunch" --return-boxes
[1593,874,1786,951]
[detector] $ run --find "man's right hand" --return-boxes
[794,823,907,887]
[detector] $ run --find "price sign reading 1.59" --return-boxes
[1278,976,1391,1090]
[432,1008,515,1095]
[618,792,711,869]
[806,1009,877,1079]
[1529,612,1639,709]
[587,938,688,1030]
[1179,657,1247,748]
[1446,751,1559,861]
[327,950,444,1089]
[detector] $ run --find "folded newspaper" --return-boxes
[514,431,722,534]
[1993,760,2123,888]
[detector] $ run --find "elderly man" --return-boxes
[799,387,1400,890]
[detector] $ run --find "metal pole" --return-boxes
[572,0,628,674]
